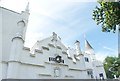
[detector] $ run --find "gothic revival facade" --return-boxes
[0,4,106,79]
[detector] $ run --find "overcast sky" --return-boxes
[1,0,118,61]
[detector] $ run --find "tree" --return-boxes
[93,1,120,78]
[104,56,120,79]
[92,0,120,33]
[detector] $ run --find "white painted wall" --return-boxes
[0,7,2,80]
[92,60,107,79]
[1,7,106,79]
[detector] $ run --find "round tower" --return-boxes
[74,40,87,77]
[74,40,82,56]
[7,3,30,79]
[21,2,30,40]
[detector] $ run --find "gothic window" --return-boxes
[85,57,89,62]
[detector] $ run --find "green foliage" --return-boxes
[93,0,120,33]
[103,56,120,79]
[119,53,120,58]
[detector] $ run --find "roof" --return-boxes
[0,7,20,14]
[85,39,93,51]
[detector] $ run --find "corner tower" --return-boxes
[7,3,30,79]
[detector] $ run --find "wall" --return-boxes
[1,7,106,79]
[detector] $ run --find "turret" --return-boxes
[74,40,86,70]
[74,40,82,60]
[21,2,30,21]
[85,40,93,52]
[85,39,95,54]
[85,39,96,60]
[7,30,24,79]
[74,40,82,56]
[7,3,30,78]
[21,2,30,40]
[52,32,57,41]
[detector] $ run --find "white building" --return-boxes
[0,4,106,79]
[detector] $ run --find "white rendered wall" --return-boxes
[0,7,2,80]
[2,7,22,62]
[1,7,106,79]
[92,61,107,79]
[14,36,88,79]
[1,7,28,79]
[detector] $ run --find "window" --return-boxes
[87,70,93,78]
[85,57,89,62]
[87,70,93,75]
[99,73,104,80]
[54,67,60,77]
[99,73,103,77]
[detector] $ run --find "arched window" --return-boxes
[85,57,89,62]
[54,67,61,77]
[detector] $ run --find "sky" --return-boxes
[1,0,118,62]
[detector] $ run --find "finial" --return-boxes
[75,40,80,43]
[85,40,93,50]
[25,2,29,12]
[53,32,57,36]
[52,32,57,41]
[84,34,94,50]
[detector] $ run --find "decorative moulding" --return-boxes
[20,61,45,67]
[74,55,80,61]
[67,56,72,60]
[64,75,74,78]
[62,51,67,55]
[17,20,26,28]
[57,46,62,50]
[69,68,86,71]
[35,49,43,53]
[45,61,68,66]
[12,36,24,43]
[8,60,45,67]
[96,65,103,67]
[23,47,30,51]
[30,53,35,57]
[42,46,49,51]
[48,43,55,48]
[73,61,76,64]
[39,73,51,76]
